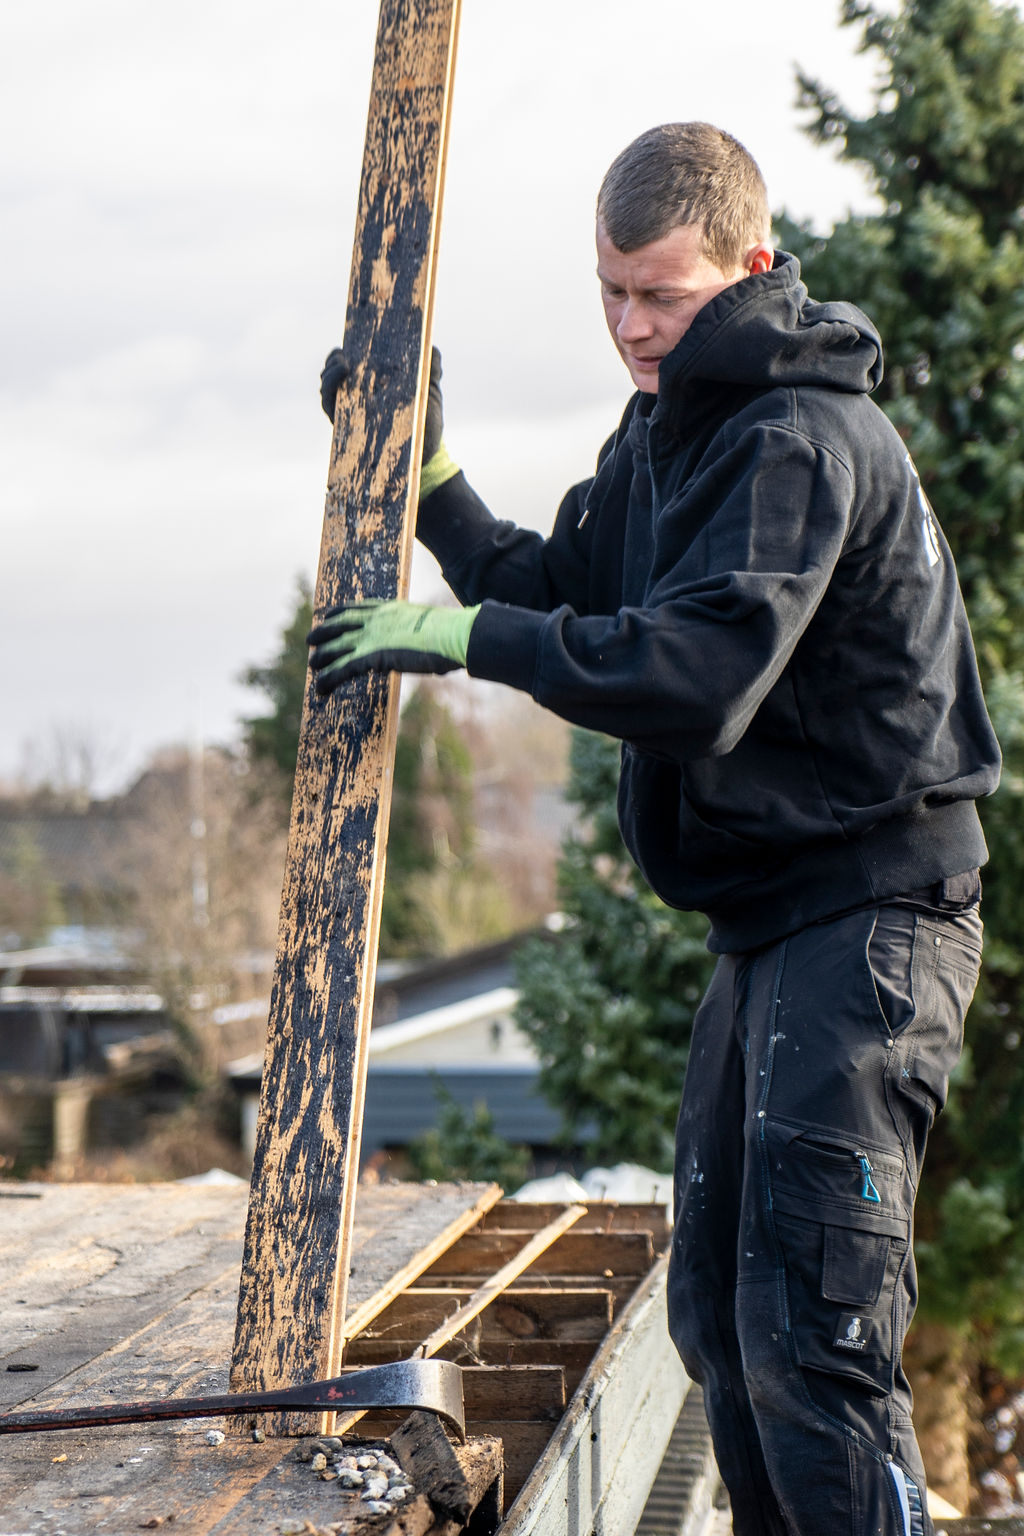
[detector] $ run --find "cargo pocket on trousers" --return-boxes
[822,1223,889,1306]
[767,1121,910,1396]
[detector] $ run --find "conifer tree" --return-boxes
[776,0,1024,1383]
[516,729,714,1169]
[520,1,1024,1502]
[241,585,515,957]
[378,683,482,956]
[241,576,314,801]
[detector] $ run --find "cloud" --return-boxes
[1,0,878,791]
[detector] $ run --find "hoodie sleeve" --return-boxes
[415,421,629,616]
[416,470,593,613]
[464,422,856,761]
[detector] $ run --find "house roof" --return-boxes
[0,806,128,894]
[373,930,548,1025]
[225,930,552,1083]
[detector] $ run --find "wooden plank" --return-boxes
[424,1229,655,1280]
[419,1274,642,1311]
[0,1182,247,1410]
[506,1272,649,1313]
[331,1208,584,1438]
[482,1200,671,1247]
[486,1341,597,1397]
[415,1208,587,1358]
[341,1338,599,1396]
[391,1409,473,1524]
[461,1366,565,1421]
[467,1287,614,1341]
[360,1286,614,1343]
[417,1271,642,1312]
[0,1182,246,1305]
[376,1435,503,1536]
[231,0,462,1429]
[341,1183,501,1349]
[0,1182,494,1536]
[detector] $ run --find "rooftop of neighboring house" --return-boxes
[224,927,555,1088]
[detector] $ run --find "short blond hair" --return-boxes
[597,122,771,270]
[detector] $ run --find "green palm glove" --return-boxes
[307,600,481,695]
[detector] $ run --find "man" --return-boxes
[313,123,1001,1536]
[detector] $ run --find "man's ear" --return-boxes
[745,242,774,276]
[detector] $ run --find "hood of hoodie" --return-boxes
[655,251,884,407]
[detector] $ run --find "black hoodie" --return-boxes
[417,253,1001,952]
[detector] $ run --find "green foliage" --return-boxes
[777,0,1024,1364]
[914,1178,1021,1351]
[380,680,519,957]
[239,583,519,958]
[406,1079,531,1189]
[513,0,1024,1360]
[0,825,65,947]
[783,0,1024,590]
[240,575,314,803]
[381,685,477,956]
[515,730,714,1170]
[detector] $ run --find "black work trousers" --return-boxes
[667,902,983,1536]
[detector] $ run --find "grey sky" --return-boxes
[2,1,879,793]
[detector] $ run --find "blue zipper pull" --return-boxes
[858,1154,882,1204]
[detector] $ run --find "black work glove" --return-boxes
[319,348,350,421]
[319,346,445,464]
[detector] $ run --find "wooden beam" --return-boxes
[423,1227,656,1280]
[354,1285,615,1343]
[332,1206,586,1435]
[480,1199,671,1247]
[343,1338,600,1397]
[414,1207,587,1359]
[339,1184,501,1352]
[391,1410,473,1525]
[231,0,461,1427]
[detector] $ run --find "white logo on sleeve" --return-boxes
[906,453,942,568]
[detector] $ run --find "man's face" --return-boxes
[596,221,762,394]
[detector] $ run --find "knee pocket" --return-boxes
[773,1213,909,1397]
[765,1119,911,1398]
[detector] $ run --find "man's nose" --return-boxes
[617,299,653,341]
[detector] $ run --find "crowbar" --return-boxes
[0,1358,464,1441]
